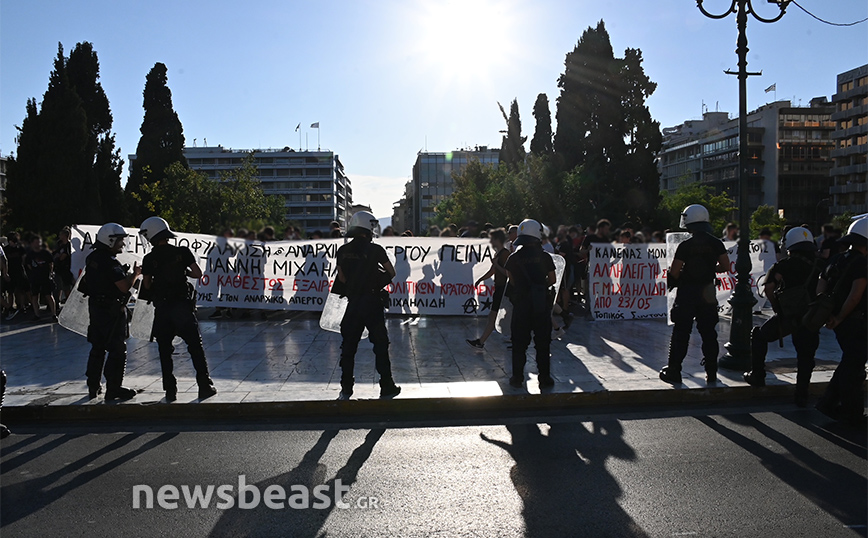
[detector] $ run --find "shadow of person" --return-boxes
[482,421,650,537]
[0,432,177,528]
[209,428,385,538]
[699,414,868,530]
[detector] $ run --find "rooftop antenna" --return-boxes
[716,101,719,112]
[425,135,427,152]
[204,138,207,146]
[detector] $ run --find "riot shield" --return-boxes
[666,232,691,326]
[57,270,90,337]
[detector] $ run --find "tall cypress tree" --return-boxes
[126,62,187,223]
[7,44,91,231]
[619,48,662,224]
[553,21,661,225]
[530,93,553,155]
[6,42,123,230]
[497,99,527,170]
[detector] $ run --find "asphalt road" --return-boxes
[1,405,866,538]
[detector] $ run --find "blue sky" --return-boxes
[1,0,866,218]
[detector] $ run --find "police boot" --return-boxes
[743,327,767,387]
[104,357,137,401]
[702,358,718,384]
[659,366,682,385]
[379,378,401,399]
[197,376,217,400]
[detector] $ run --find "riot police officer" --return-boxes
[816,216,867,425]
[139,217,217,401]
[85,223,141,400]
[660,205,730,385]
[333,211,400,401]
[504,219,557,389]
[743,227,820,406]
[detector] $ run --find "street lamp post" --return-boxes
[696,0,790,371]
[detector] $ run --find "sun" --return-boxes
[419,0,512,61]
[408,0,520,87]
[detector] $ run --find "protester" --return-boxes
[140,217,217,402]
[84,223,140,401]
[505,219,557,389]
[53,226,74,304]
[815,216,867,425]
[467,228,510,350]
[660,205,730,385]
[332,211,400,401]
[310,230,324,239]
[722,222,739,241]
[3,232,28,321]
[819,224,844,260]
[381,226,396,237]
[758,227,781,261]
[24,234,57,321]
[743,227,820,406]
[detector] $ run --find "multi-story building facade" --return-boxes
[829,64,868,216]
[393,147,499,235]
[659,99,835,228]
[179,146,351,232]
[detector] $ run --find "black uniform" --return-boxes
[25,248,55,296]
[667,232,727,376]
[817,249,867,422]
[335,238,396,395]
[5,242,28,293]
[141,244,213,395]
[84,246,131,393]
[505,243,556,383]
[53,241,74,288]
[747,252,819,399]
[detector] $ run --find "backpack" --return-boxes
[772,257,818,319]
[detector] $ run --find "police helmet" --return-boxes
[514,218,543,246]
[139,216,176,244]
[840,216,868,247]
[783,226,814,252]
[679,204,709,228]
[347,211,378,238]
[96,223,129,249]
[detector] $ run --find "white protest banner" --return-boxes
[590,236,777,322]
[717,238,777,315]
[70,226,499,316]
[589,243,669,321]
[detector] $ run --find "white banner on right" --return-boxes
[590,235,776,322]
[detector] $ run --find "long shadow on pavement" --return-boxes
[209,428,385,538]
[0,432,178,528]
[697,414,867,534]
[482,420,651,537]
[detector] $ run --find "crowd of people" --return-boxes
[0,210,864,432]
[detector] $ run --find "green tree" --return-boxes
[6,42,123,231]
[132,156,284,234]
[530,93,553,155]
[94,135,128,224]
[497,99,526,170]
[750,204,786,240]
[553,21,661,227]
[126,62,188,223]
[67,42,126,224]
[6,44,92,231]
[657,179,736,234]
[618,48,662,225]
